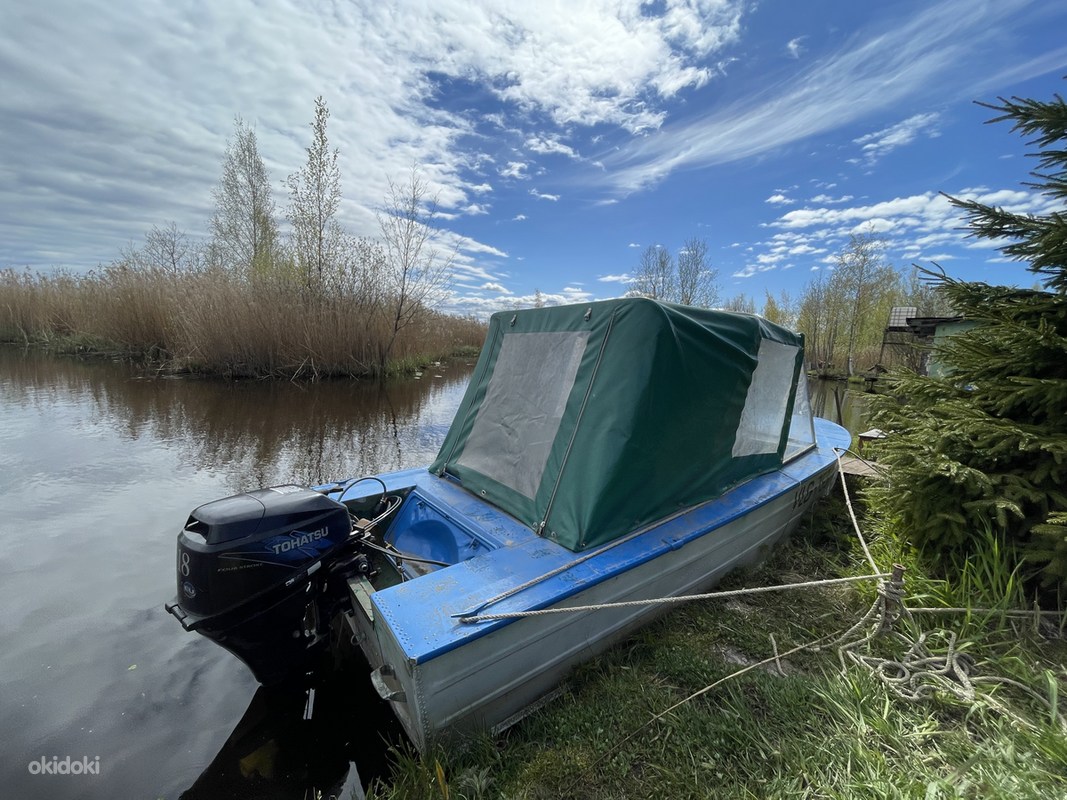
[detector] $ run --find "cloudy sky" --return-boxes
[3,0,1065,315]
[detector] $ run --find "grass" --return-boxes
[364,484,1067,800]
[0,265,486,379]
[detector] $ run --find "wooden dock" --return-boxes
[838,455,887,478]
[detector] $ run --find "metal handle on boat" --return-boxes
[370,664,407,703]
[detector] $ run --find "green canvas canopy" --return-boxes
[430,298,815,552]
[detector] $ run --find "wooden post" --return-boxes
[880,563,905,633]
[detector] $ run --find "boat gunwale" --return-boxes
[363,417,851,665]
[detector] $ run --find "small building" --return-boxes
[877,309,976,377]
[904,316,978,378]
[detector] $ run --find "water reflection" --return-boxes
[0,346,473,800]
[0,348,474,493]
[0,348,871,800]
[807,377,870,436]
[180,665,404,800]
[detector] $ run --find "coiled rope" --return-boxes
[578,449,1065,780]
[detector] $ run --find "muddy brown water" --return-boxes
[0,347,869,798]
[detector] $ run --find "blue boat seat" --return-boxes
[385,489,498,576]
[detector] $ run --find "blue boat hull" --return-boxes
[340,418,850,750]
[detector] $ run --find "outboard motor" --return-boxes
[165,485,359,685]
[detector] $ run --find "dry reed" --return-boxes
[0,266,485,379]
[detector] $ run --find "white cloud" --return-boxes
[598,0,1035,194]
[627,242,641,248]
[598,273,633,283]
[530,188,560,201]
[525,136,578,158]
[851,217,895,234]
[512,213,527,221]
[559,286,593,302]
[740,184,1057,288]
[480,281,510,293]
[810,193,854,204]
[765,193,795,205]
[500,162,530,179]
[853,112,941,164]
[786,36,805,59]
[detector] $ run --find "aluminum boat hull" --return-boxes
[343,417,850,751]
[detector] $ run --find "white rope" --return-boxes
[453,522,657,618]
[574,463,1067,786]
[907,606,1065,618]
[834,447,880,575]
[455,573,890,624]
[832,589,1066,732]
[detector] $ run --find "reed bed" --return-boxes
[0,266,485,378]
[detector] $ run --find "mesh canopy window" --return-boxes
[430,298,813,551]
[784,373,816,461]
[454,331,589,499]
[732,339,799,458]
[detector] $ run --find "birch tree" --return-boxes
[676,237,719,307]
[376,168,454,372]
[630,239,719,307]
[286,97,344,291]
[830,233,897,375]
[210,117,278,277]
[629,245,676,300]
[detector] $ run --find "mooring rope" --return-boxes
[455,573,891,624]
[832,586,1066,731]
[834,447,880,575]
[457,451,884,623]
[577,453,1065,786]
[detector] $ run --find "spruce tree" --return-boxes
[868,88,1067,590]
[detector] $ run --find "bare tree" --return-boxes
[629,245,676,300]
[117,222,200,274]
[210,117,279,277]
[629,239,720,307]
[144,222,198,272]
[376,168,454,372]
[286,97,344,291]
[797,271,832,370]
[676,237,719,307]
[723,292,756,313]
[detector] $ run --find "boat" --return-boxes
[166,297,851,752]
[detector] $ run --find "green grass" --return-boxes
[365,488,1067,800]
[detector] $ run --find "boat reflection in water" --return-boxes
[181,664,404,800]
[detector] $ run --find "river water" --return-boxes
[0,346,477,799]
[0,347,870,799]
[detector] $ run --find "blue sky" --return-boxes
[2,0,1066,316]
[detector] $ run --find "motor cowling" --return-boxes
[174,485,351,624]
[167,485,354,684]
